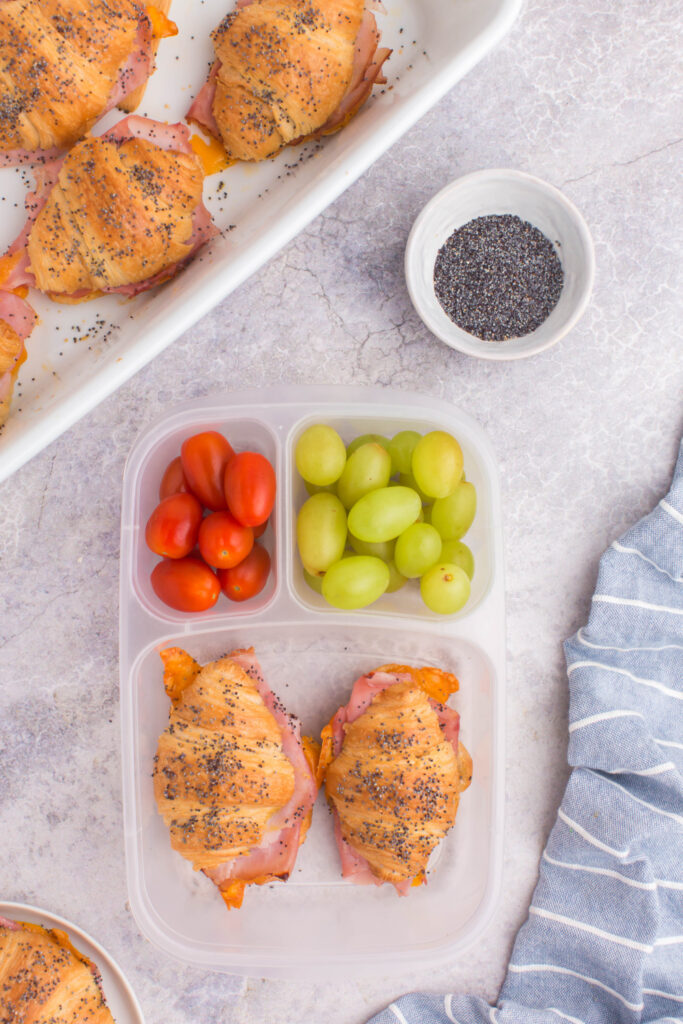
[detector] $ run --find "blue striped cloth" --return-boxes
[368,439,683,1024]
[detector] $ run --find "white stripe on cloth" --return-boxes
[576,628,683,652]
[661,498,683,525]
[557,808,630,858]
[506,964,643,1011]
[443,995,461,1024]
[542,851,657,890]
[586,769,683,824]
[543,850,683,890]
[642,986,683,1002]
[604,763,677,775]
[548,1009,585,1024]
[388,1004,410,1024]
[569,709,644,732]
[566,660,683,699]
[528,906,654,952]
[592,593,683,615]
[656,738,683,750]
[612,540,683,581]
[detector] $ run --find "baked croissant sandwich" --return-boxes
[188,0,391,162]
[318,663,472,893]
[0,915,115,1023]
[0,115,215,305]
[0,0,177,168]
[154,646,319,909]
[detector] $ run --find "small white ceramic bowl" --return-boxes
[405,169,595,360]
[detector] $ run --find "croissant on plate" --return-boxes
[154,646,319,909]
[0,0,177,168]
[318,664,472,893]
[188,0,391,162]
[0,915,115,1023]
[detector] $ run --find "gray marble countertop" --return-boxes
[1,0,681,1021]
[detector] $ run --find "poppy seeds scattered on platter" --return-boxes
[433,214,564,341]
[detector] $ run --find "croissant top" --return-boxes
[188,0,390,162]
[0,916,115,1023]
[0,0,150,160]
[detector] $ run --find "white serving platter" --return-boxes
[119,385,505,978]
[0,0,520,484]
[0,901,145,1023]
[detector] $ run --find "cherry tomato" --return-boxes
[145,493,203,559]
[198,511,254,569]
[151,556,220,612]
[181,431,235,511]
[158,456,189,500]
[223,452,276,527]
[217,544,271,602]
[253,518,269,539]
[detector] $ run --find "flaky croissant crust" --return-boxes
[325,680,472,883]
[154,653,296,872]
[27,135,203,297]
[210,0,364,161]
[0,920,115,1024]
[0,0,142,154]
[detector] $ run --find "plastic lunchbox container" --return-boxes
[119,385,505,979]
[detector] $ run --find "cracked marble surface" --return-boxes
[0,0,681,1022]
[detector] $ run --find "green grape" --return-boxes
[305,480,337,496]
[387,430,421,475]
[303,568,324,593]
[440,539,475,580]
[296,492,347,573]
[337,443,392,509]
[394,522,442,578]
[386,560,408,592]
[348,534,395,561]
[295,424,346,486]
[322,556,390,609]
[398,472,431,505]
[429,482,477,540]
[420,563,471,614]
[411,431,464,498]
[347,486,421,543]
[347,433,390,457]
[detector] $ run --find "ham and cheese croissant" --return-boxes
[319,664,472,893]
[1,115,215,306]
[188,0,391,162]
[154,646,319,910]
[0,915,115,1023]
[0,0,177,168]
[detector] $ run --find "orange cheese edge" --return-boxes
[146,5,178,38]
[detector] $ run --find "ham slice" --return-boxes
[326,668,463,895]
[228,648,318,832]
[317,12,390,135]
[204,649,318,890]
[187,65,221,139]
[105,15,155,109]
